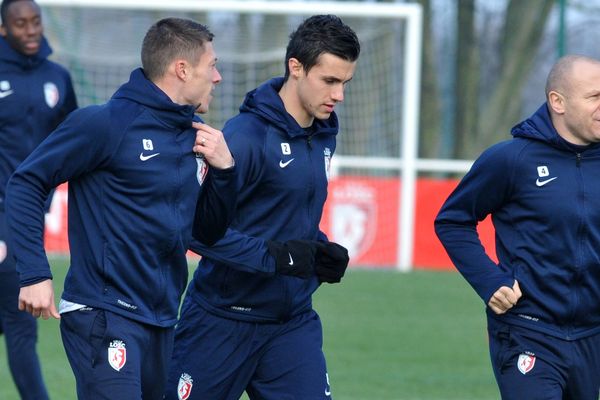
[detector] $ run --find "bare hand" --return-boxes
[192,122,234,170]
[18,279,60,320]
[488,280,522,315]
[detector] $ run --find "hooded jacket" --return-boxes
[187,77,337,323]
[6,68,236,327]
[0,35,77,211]
[435,103,600,340]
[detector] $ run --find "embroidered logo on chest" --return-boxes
[140,139,160,162]
[44,82,59,108]
[0,80,14,99]
[324,147,332,180]
[535,165,557,187]
[279,142,294,168]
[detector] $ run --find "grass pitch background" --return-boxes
[0,258,499,399]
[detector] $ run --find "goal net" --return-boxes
[37,0,422,270]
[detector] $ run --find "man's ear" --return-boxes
[287,57,303,79]
[174,59,188,82]
[548,90,566,114]
[0,25,6,37]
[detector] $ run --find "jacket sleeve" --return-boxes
[189,115,278,273]
[192,164,237,246]
[434,141,517,304]
[189,229,276,274]
[5,107,115,286]
[44,72,78,213]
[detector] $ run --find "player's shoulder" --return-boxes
[223,112,269,141]
[63,104,111,132]
[467,138,533,178]
[477,137,531,164]
[42,59,74,79]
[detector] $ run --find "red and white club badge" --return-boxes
[177,373,193,400]
[517,353,536,375]
[0,241,7,264]
[196,155,208,186]
[108,340,127,371]
[43,82,59,108]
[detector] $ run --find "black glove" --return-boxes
[267,240,318,279]
[314,242,349,284]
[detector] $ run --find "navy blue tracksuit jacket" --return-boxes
[435,103,600,340]
[0,35,77,213]
[187,77,337,323]
[5,68,236,327]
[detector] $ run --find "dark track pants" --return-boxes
[165,295,332,400]
[60,308,174,399]
[488,318,600,400]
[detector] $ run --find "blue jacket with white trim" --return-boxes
[6,68,236,327]
[435,103,600,340]
[0,35,77,211]
[188,77,336,323]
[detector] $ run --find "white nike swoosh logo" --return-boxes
[0,90,14,99]
[535,177,557,187]
[139,152,160,161]
[325,389,331,396]
[279,158,295,168]
[288,253,294,266]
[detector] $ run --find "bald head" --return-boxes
[545,55,600,99]
[545,54,600,145]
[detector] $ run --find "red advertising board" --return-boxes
[321,177,496,270]
[321,177,400,268]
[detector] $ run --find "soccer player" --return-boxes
[435,55,600,399]
[164,14,358,400]
[5,17,236,399]
[0,0,77,398]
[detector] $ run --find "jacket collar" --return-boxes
[0,35,51,70]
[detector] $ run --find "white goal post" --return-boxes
[36,0,423,271]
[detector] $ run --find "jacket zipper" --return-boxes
[568,152,584,339]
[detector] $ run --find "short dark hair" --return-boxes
[284,14,360,79]
[1,0,36,24]
[141,17,214,82]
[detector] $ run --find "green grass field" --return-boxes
[0,258,500,399]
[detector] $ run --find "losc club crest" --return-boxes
[108,340,127,371]
[177,373,193,400]
[517,353,536,375]
[0,241,6,264]
[329,183,377,260]
[43,82,59,108]
[324,147,332,181]
[196,154,208,186]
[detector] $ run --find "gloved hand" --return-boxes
[314,242,349,284]
[267,240,318,279]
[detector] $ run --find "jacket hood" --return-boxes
[111,68,196,129]
[240,77,339,138]
[511,103,563,146]
[0,35,51,69]
[512,102,600,152]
